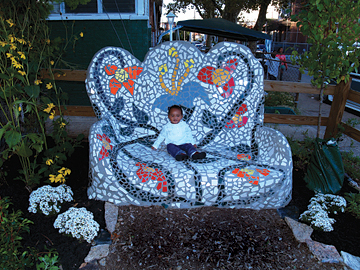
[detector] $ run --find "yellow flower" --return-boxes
[46,82,53,89]
[18,106,21,112]
[46,159,54,166]
[50,60,54,65]
[18,51,26,59]
[49,111,55,120]
[49,174,56,183]
[43,103,55,113]
[58,167,71,176]
[18,70,26,76]
[6,19,14,27]
[46,39,50,45]
[6,52,12,58]
[17,38,26,45]
[34,79,42,85]
[0,41,6,47]
[12,60,23,69]
[80,32,84,37]
[55,174,65,183]
[10,44,16,50]
[60,122,66,128]
[8,35,15,43]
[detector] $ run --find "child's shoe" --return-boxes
[175,153,188,161]
[192,152,206,160]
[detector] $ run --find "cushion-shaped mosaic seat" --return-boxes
[86,41,292,209]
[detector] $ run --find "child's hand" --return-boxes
[151,146,156,150]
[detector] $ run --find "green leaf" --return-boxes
[0,122,10,139]
[26,133,42,143]
[18,141,33,157]
[4,129,21,148]
[76,133,85,141]
[24,85,40,98]
[32,143,43,153]
[13,74,25,83]
[0,73,10,80]
[38,166,48,175]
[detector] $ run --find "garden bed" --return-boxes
[0,142,359,269]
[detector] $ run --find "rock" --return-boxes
[305,239,343,264]
[341,251,360,270]
[284,216,313,243]
[105,202,119,234]
[84,244,110,263]
[98,258,107,267]
[79,260,100,269]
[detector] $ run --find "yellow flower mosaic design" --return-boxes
[159,64,168,75]
[168,47,178,57]
[184,59,194,68]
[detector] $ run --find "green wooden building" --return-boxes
[47,0,162,106]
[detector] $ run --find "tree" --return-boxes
[291,0,360,138]
[166,0,292,51]
[166,0,257,22]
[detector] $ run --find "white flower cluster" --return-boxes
[28,184,73,215]
[300,193,346,232]
[309,193,347,214]
[53,207,100,243]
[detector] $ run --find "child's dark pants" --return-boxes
[167,143,196,158]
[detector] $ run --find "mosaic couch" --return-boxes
[85,41,292,209]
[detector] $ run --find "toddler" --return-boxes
[151,105,206,161]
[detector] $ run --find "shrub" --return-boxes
[345,193,360,219]
[264,91,296,110]
[0,197,34,269]
[36,248,61,270]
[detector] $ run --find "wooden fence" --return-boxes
[41,69,360,142]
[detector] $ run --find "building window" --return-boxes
[63,0,135,14]
[49,0,140,19]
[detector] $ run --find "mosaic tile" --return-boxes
[85,41,292,209]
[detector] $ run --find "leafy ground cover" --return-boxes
[0,142,359,269]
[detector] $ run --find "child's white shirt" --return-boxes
[152,120,195,149]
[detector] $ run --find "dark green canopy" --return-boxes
[177,18,270,41]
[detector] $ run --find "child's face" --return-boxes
[168,108,183,124]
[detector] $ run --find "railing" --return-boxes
[41,69,360,142]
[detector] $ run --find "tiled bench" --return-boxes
[85,41,292,209]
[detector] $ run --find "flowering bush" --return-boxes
[0,1,84,190]
[28,184,73,215]
[300,193,346,232]
[53,207,100,243]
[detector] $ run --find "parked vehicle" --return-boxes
[326,73,360,114]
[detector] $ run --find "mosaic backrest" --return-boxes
[86,41,264,152]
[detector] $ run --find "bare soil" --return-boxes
[1,142,359,270]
